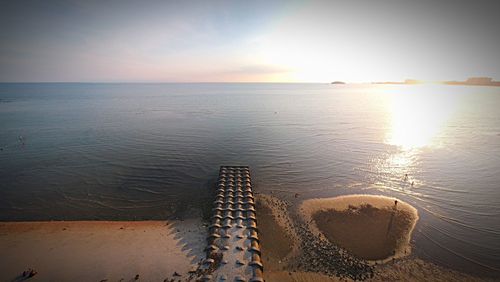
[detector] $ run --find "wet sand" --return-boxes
[301,195,418,261]
[257,193,489,282]
[257,194,340,281]
[256,194,299,271]
[0,194,491,282]
[0,219,206,281]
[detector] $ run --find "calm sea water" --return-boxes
[0,83,499,276]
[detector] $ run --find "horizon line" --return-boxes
[0,81,363,84]
[1,77,498,84]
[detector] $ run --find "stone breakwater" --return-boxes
[197,166,263,282]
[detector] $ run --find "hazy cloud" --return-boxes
[0,0,499,82]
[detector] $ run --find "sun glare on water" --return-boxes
[385,85,459,150]
[373,85,463,188]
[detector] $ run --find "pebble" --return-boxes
[236,259,245,265]
[267,195,374,280]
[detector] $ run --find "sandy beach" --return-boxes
[0,219,206,281]
[257,194,490,282]
[0,194,492,282]
[300,195,418,261]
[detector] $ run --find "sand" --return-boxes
[257,193,487,282]
[0,219,206,281]
[257,194,341,282]
[256,194,299,271]
[300,194,418,261]
[369,258,490,282]
[0,194,491,282]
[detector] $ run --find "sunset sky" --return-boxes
[1,0,499,83]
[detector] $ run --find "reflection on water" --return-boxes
[385,86,461,150]
[370,85,500,276]
[378,86,465,192]
[0,83,499,276]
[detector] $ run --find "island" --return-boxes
[372,77,500,87]
[444,77,500,87]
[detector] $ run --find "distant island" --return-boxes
[444,77,500,86]
[372,77,500,87]
[331,81,346,84]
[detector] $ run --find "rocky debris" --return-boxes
[263,194,374,281]
[22,268,38,278]
[292,218,374,280]
[236,259,245,266]
[234,275,246,281]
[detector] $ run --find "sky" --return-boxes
[0,0,499,83]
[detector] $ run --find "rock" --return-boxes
[236,259,245,265]
[28,269,38,278]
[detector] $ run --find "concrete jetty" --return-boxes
[199,166,263,282]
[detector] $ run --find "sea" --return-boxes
[0,83,499,277]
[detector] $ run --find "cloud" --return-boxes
[1,0,499,82]
[225,65,291,75]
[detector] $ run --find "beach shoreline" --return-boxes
[257,193,491,282]
[0,193,493,282]
[0,219,206,281]
[300,194,418,262]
